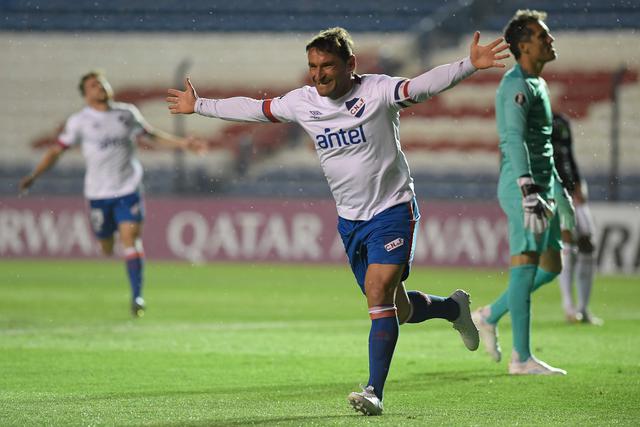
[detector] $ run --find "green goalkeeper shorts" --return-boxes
[499,195,563,256]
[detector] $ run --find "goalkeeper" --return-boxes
[472,9,574,375]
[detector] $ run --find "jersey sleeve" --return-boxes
[375,74,412,109]
[127,103,152,136]
[382,57,476,109]
[57,115,81,148]
[498,77,533,179]
[195,89,298,124]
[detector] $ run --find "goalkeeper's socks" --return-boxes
[406,291,460,323]
[508,264,537,361]
[487,290,508,324]
[124,247,144,300]
[487,267,558,324]
[367,305,399,400]
[531,267,558,292]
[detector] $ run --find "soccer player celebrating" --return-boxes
[471,10,574,374]
[19,71,205,318]
[167,27,509,415]
[552,112,602,325]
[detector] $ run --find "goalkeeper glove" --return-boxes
[518,176,553,235]
[554,178,575,231]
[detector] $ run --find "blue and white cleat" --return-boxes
[450,290,480,351]
[348,385,383,416]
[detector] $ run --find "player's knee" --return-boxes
[99,239,115,256]
[561,229,574,244]
[101,247,114,256]
[365,284,395,306]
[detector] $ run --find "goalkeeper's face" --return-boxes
[307,48,356,100]
[523,20,557,64]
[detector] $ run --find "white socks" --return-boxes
[559,244,577,315]
[576,252,595,314]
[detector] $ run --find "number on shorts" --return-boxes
[90,208,105,232]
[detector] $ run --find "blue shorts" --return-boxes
[338,199,420,294]
[88,192,144,239]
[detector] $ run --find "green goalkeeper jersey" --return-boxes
[496,64,555,198]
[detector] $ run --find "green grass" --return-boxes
[1,260,639,426]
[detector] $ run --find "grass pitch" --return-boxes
[1,260,639,426]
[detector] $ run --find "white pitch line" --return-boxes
[0,319,369,336]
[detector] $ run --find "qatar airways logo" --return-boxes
[315,125,367,150]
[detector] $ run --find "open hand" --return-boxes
[469,31,510,70]
[167,78,198,114]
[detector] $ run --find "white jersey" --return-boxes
[57,102,148,200]
[196,57,476,220]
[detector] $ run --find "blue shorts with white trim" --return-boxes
[338,199,420,294]
[88,191,144,239]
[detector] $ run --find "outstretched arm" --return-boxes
[142,127,207,154]
[406,32,509,102]
[167,78,290,123]
[19,144,66,193]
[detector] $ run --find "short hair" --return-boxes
[504,9,548,59]
[305,27,354,62]
[78,70,104,96]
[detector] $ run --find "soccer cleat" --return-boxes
[449,290,479,351]
[509,352,567,375]
[131,297,145,318]
[578,311,604,326]
[472,306,502,362]
[565,310,580,324]
[347,385,383,416]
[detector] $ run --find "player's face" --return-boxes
[83,76,113,103]
[307,48,355,99]
[522,21,557,63]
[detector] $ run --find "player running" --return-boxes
[19,71,205,318]
[552,112,602,325]
[471,10,575,374]
[167,27,509,415]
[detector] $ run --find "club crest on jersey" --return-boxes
[345,97,366,118]
[385,238,404,252]
[514,92,526,106]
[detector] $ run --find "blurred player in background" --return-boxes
[19,71,205,318]
[167,27,509,415]
[472,10,574,375]
[552,112,602,325]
